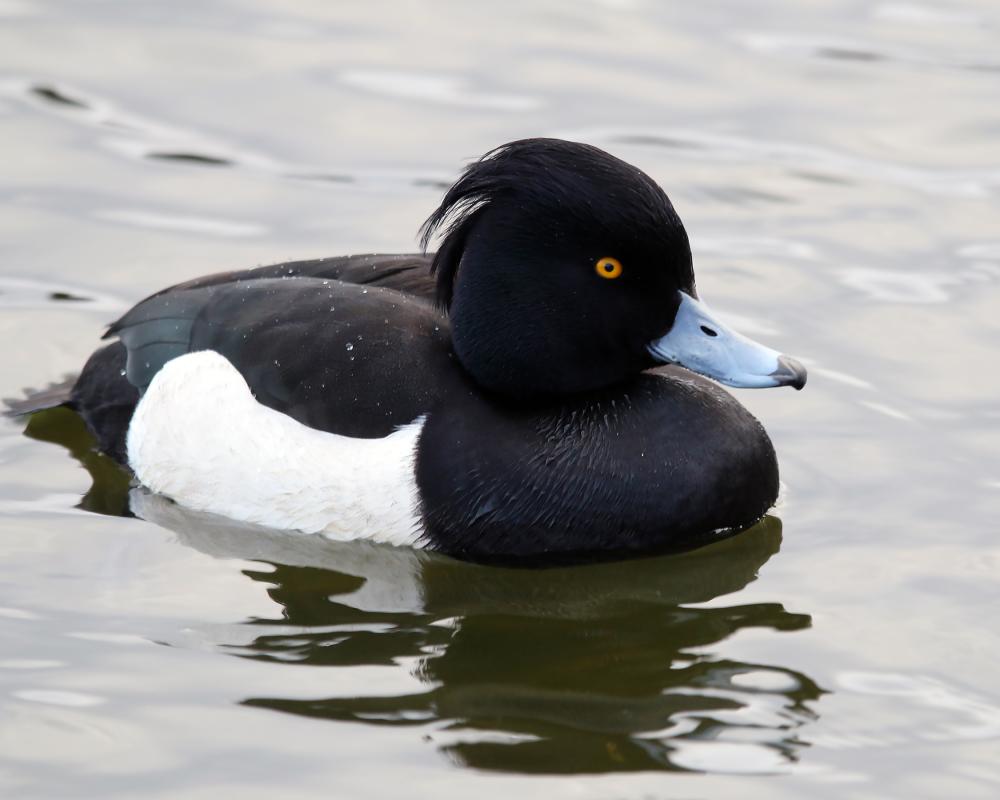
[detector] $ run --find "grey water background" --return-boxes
[1,0,999,796]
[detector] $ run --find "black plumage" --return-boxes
[11,138,792,563]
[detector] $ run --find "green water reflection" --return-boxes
[233,524,818,773]
[22,407,132,517]
[26,406,822,775]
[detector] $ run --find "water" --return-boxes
[2,1,999,796]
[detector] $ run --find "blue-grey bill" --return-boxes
[648,292,807,390]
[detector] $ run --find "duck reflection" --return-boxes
[21,407,132,516]
[136,492,822,775]
[19,410,822,774]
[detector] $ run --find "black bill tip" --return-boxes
[771,355,808,390]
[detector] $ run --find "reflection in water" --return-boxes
[138,493,821,775]
[20,409,822,775]
[20,408,131,517]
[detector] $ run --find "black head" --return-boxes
[420,138,696,399]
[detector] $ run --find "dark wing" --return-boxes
[34,254,443,463]
[106,277,457,438]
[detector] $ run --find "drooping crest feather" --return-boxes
[418,141,525,308]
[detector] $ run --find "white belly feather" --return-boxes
[126,350,425,547]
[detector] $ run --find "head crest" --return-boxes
[419,138,688,307]
[418,141,524,307]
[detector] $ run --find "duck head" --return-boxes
[421,138,806,398]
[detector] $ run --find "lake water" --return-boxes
[2,1,999,797]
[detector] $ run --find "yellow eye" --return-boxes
[595,257,623,280]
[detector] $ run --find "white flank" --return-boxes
[126,350,425,547]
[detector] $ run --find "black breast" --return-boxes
[415,367,779,563]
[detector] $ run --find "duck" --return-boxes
[16,138,806,564]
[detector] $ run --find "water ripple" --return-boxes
[563,126,1000,199]
[872,3,984,27]
[93,209,267,238]
[339,69,541,112]
[0,277,127,312]
[822,671,1000,747]
[736,30,1000,74]
[838,261,1000,304]
[0,77,452,190]
[12,689,105,707]
[838,268,958,304]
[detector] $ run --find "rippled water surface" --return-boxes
[2,1,1000,797]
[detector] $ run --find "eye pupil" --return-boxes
[595,257,622,279]
[700,325,718,337]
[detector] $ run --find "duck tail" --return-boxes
[3,378,76,417]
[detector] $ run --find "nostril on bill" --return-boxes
[700,325,718,337]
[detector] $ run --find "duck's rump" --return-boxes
[68,261,453,462]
